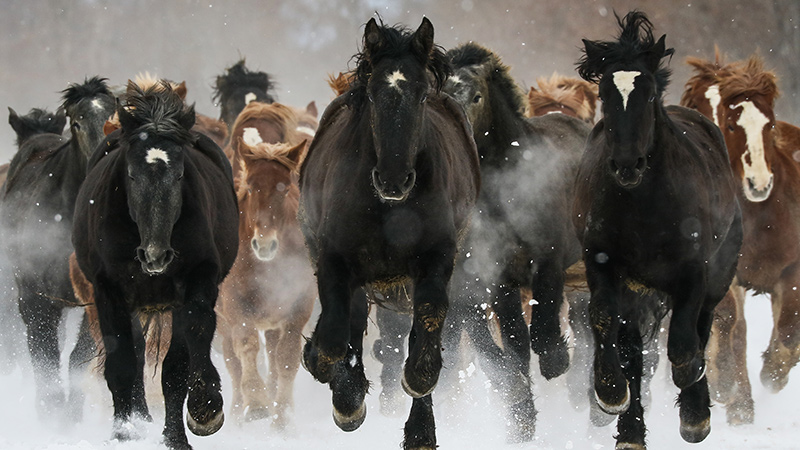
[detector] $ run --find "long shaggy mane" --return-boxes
[213,59,277,103]
[121,81,194,146]
[577,11,674,96]
[719,55,779,106]
[61,76,112,110]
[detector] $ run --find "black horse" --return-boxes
[71,82,238,450]
[437,42,591,441]
[574,11,742,448]
[299,17,480,449]
[0,78,114,422]
[212,58,277,136]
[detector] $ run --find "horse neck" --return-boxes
[478,87,526,163]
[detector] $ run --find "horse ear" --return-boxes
[646,34,671,72]
[412,17,435,58]
[54,107,67,133]
[7,107,23,136]
[174,81,188,100]
[306,101,318,118]
[582,39,605,68]
[179,103,197,131]
[117,100,138,133]
[364,18,382,59]
[287,140,308,167]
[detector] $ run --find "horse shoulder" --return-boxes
[191,131,235,187]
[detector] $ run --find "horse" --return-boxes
[0,77,115,422]
[681,53,800,426]
[439,41,591,441]
[216,137,314,429]
[71,82,238,450]
[327,72,356,97]
[213,58,277,136]
[525,72,599,123]
[574,11,743,448]
[224,100,316,160]
[298,17,480,449]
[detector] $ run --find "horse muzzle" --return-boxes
[743,173,773,202]
[251,233,279,261]
[610,157,646,188]
[371,167,416,203]
[136,245,175,275]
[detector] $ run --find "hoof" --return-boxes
[760,367,789,393]
[243,405,271,422]
[112,419,140,442]
[401,369,437,399]
[537,339,570,380]
[187,408,224,437]
[163,433,192,450]
[672,357,705,390]
[726,398,754,426]
[595,382,630,415]
[333,401,366,432]
[680,416,710,443]
[615,442,646,449]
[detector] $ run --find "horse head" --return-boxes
[357,17,449,203]
[579,11,674,189]
[236,139,305,262]
[681,49,739,127]
[718,56,779,202]
[214,59,276,130]
[118,81,195,275]
[61,77,115,159]
[8,107,67,146]
[443,44,501,138]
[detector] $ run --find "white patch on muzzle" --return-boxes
[734,101,773,202]
[612,71,640,111]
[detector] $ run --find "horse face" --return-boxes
[66,92,115,158]
[599,68,657,188]
[125,140,185,275]
[240,161,294,262]
[443,66,490,134]
[722,94,775,202]
[687,82,723,127]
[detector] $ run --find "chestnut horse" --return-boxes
[216,129,315,430]
[525,72,599,123]
[575,12,742,447]
[682,53,800,425]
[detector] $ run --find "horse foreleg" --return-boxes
[235,325,268,422]
[403,244,455,398]
[268,315,309,432]
[218,323,245,421]
[529,259,569,379]
[373,306,412,417]
[304,251,352,383]
[162,317,191,450]
[667,267,707,390]
[402,394,436,450]
[614,309,646,449]
[761,273,800,392]
[330,288,369,432]
[66,310,96,423]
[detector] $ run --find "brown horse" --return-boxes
[525,72,599,123]
[682,53,800,426]
[216,132,315,430]
[327,72,356,97]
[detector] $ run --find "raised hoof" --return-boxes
[672,357,705,390]
[595,382,630,415]
[615,442,646,449]
[760,367,789,393]
[302,339,339,384]
[726,398,755,426]
[401,369,437,399]
[112,419,140,442]
[333,401,366,432]
[537,339,570,380]
[243,405,271,422]
[187,408,224,437]
[680,416,710,443]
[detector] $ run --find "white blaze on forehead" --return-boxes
[704,85,721,126]
[612,70,641,111]
[244,92,257,104]
[387,70,407,91]
[91,99,104,110]
[734,100,772,194]
[145,148,169,165]
[450,75,462,85]
[242,127,263,146]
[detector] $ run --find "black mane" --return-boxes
[61,76,112,110]
[9,108,66,146]
[577,10,674,95]
[351,19,451,94]
[447,42,526,117]
[121,82,195,146]
[213,59,276,102]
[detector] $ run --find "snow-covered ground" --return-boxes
[0,292,796,450]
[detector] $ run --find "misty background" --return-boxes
[2,0,799,161]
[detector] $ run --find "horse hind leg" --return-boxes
[372,306,412,417]
[761,276,800,393]
[330,288,369,432]
[402,394,436,450]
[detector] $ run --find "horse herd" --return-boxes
[0,10,797,450]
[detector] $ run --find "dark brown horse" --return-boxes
[682,53,800,426]
[1,77,114,423]
[299,17,480,449]
[217,134,315,430]
[575,12,742,448]
[213,59,277,137]
[525,72,599,123]
[71,82,238,450]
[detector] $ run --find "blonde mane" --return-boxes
[327,72,355,97]
[526,72,598,123]
[230,101,301,144]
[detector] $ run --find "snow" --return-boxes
[0,292,796,449]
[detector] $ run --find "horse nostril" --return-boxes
[251,237,259,251]
[635,157,646,172]
[136,247,146,262]
[269,239,278,254]
[402,170,416,192]
[163,249,174,266]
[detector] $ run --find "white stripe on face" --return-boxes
[734,101,772,197]
[146,148,169,165]
[242,127,263,146]
[612,71,640,111]
[704,85,721,126]
[245,92,257,104]
[91,99,104,110]
[450,75,462,85]
[387,70,406,91]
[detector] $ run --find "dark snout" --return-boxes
[136,245,175,275]
[371,167,416,202]
[609,156,647,188]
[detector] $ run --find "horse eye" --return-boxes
[473,94,482,104]
[72,122,81,131]
[649,96,655,103]
[728,125,735,132]
[367,93,374,103]
[420,93,428,104]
